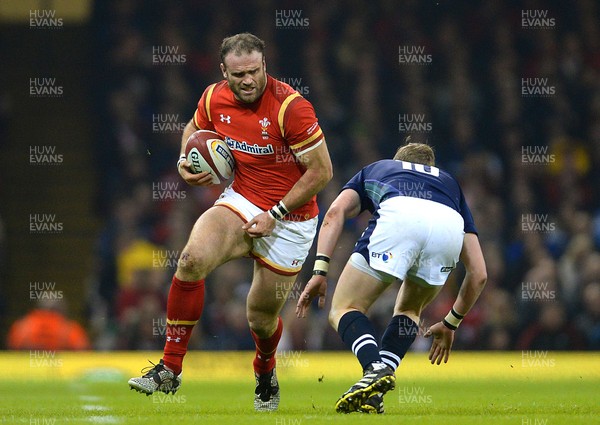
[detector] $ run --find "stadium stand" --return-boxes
[87,0,600,351]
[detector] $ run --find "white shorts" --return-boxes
[214,186,318,276]
[349,252,396,284]
[353,196,465,286]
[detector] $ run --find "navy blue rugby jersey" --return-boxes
[342,159,478,234]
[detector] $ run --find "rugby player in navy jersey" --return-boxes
[296,143,487,414]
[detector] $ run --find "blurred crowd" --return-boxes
[84,0,600,353]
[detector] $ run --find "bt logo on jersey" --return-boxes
[372,251,393,263]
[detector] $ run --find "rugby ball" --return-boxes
[185,130,235,184]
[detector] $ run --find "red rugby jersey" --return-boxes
[193,75,324,220]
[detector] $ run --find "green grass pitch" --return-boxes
[1,351,598,424]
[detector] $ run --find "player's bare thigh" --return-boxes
[246,261,297,337]
[393,277,443,324]
[329,262,391,331]
[176,205,252,281]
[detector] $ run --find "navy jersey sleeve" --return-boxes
[459,189,478,234]
[342,169,375,213]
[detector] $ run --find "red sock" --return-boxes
[251,317,283,374]
[162,275,205,375]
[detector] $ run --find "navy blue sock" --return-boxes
[337,310,382,371]
[380,315,418,370]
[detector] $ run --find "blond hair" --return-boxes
[393,143,435,166]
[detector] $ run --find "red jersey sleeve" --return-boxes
[193,83,217,131]
[280,96,324,156]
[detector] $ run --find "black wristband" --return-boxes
[277,201,289,216]
[312,269,328,276]
[268,207,280,221]
[315,255,330,263]
[269,201,289,221]
[451,308,464,320]
[442,319,457,331]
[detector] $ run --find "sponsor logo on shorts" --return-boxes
[372,251,393,263]
[440,266,454,272]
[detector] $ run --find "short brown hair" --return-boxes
[220,33,265,64]
[393,142,435,166]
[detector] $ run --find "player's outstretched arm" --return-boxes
[454,233,488,315]
[177,119,214,187]
[296,189,361,318]
[424,233,487,364]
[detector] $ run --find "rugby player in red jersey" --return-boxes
[129,33,333,411]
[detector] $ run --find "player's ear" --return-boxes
[262,57,267,72]
[220,63,227,79]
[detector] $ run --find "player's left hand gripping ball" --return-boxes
[185,130,235,184]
